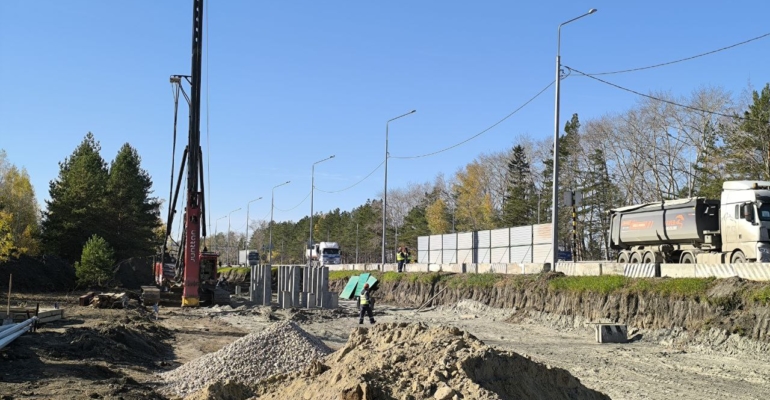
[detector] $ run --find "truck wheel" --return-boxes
[680,253,695,263]
[731,251,747,263]
[642,252,657,264]
[617,252,629,263]
[630,252,643,263]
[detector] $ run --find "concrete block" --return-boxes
[328,265,344,271]
[490,263,507,274]
[503,263,523,275]
[521,263,547,274]
[464,263,478,274]
[262,266,272,306]
[659,263,695,278]
[594,323,627,344]
[383,263,398,272]
[354,264,366,271]
[441,264,464,273]
[695,264,737,278]
[601,263,625,276]
[477,263,493,273]
[297,292,308,308]
[407,263,429,272]
[558,262,601,276]
[428,264,442,272]
[624,263,659,278]
[306,293,316,309]
[280,291,291,309]
[734,263,770,281]
[329,294,339,308]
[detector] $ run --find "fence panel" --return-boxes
[510,226,533,246]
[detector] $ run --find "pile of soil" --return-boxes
[252,322,609,400]
[112,256,155,289]
[0,254,75,292]
[37,312,173,367]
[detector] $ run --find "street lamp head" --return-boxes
[409,109,416,114]
[588,8,597,14]
[330,155,336,159]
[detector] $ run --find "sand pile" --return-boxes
[252,322,610,400]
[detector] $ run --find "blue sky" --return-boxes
[1,0,768,239]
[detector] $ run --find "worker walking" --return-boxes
[397,246,406,273]
[358,283,376,325]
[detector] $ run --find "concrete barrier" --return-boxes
[695,264,737,278]
[600,263,624,276]
[476,263,493,273]
[428,264,442,272]
[556,262,601,276]
[521,263,548,274]
[491,263,507,274]
[504,263,523,275]
[441,264,464,273]
[593,323,628,344]
[660,264,696,278]
[407,263,429,272]
[381,263,398,272]
[624,263,659,278]
[465,263,478,274]
[365,264,381,271]
[732,263,770,281]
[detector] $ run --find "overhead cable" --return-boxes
[583,32,770,76]
[391,80,554,160]
[566,66,761,122]
[315,160,385,194]
[274,191,311,212]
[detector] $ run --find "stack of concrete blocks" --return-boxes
[300,266,338,309]
[277,265,303,309]
[249,264,272,305]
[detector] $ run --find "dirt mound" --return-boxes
[254,322,609,400]
[112,256,155,289]
[0,254,75,292]
[40,312,173,366]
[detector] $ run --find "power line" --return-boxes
[391,80,554,160]
[566,66,760,122]
[315,160,385,194]
[584,32,770,76]
[274,191,311,212]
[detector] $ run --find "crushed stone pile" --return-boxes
[161,320,332,398]
[252,322,610,400]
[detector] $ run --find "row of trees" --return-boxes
[232,83,770,264]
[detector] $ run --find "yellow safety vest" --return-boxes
[396,252,405,261]
[360,294,369,305]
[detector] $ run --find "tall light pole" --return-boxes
[214,215,226,253]
[309,155,335,265]
[551,8,597,268]
[382,109,416,265]
[227,207,241,265]
[269,181,291,264]
[245,197,263,253]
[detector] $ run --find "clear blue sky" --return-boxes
[1,0,768,239]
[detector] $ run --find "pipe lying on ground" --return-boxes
[0,317,37,350]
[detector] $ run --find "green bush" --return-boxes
[75,234,115,286]
[749,286,770,304]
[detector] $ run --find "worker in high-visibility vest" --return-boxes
[358,283,375,324]
[397,246,406,273]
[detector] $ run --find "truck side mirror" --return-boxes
[743,204,755,222]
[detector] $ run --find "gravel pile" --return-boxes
[160,320,332,397]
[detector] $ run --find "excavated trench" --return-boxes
[329,272,770,345]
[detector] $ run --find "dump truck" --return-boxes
[609,180,770,264]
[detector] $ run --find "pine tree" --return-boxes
[104,143,162,261]
[501,145,536,227]
[41,133,109,262]
[75,234,115,286]
[723,84,770,180]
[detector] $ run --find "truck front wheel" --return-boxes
[680,253,695,263]
[731,251,747,263]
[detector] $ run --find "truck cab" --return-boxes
[719,181,770,262]
[307,241,341,266]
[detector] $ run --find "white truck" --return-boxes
[609,180,770,263]
[306,241,341,266]
[238,250,260,266]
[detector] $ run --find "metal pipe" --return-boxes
[0,317,36,350]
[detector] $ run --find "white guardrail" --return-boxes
[325,262,770,282]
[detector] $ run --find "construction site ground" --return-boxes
[1,292,769,400]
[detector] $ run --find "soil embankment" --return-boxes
[330,272,770,344]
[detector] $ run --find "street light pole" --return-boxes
[269,181,291,264]
[214,215,226,253]
[227,207,241,265]
[382,109,416,265]
[551,8,597,268]
[309,155,335,266]
[246,197,262,253]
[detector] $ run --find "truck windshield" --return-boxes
[323,249,340,255]
[758,203,770,221]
